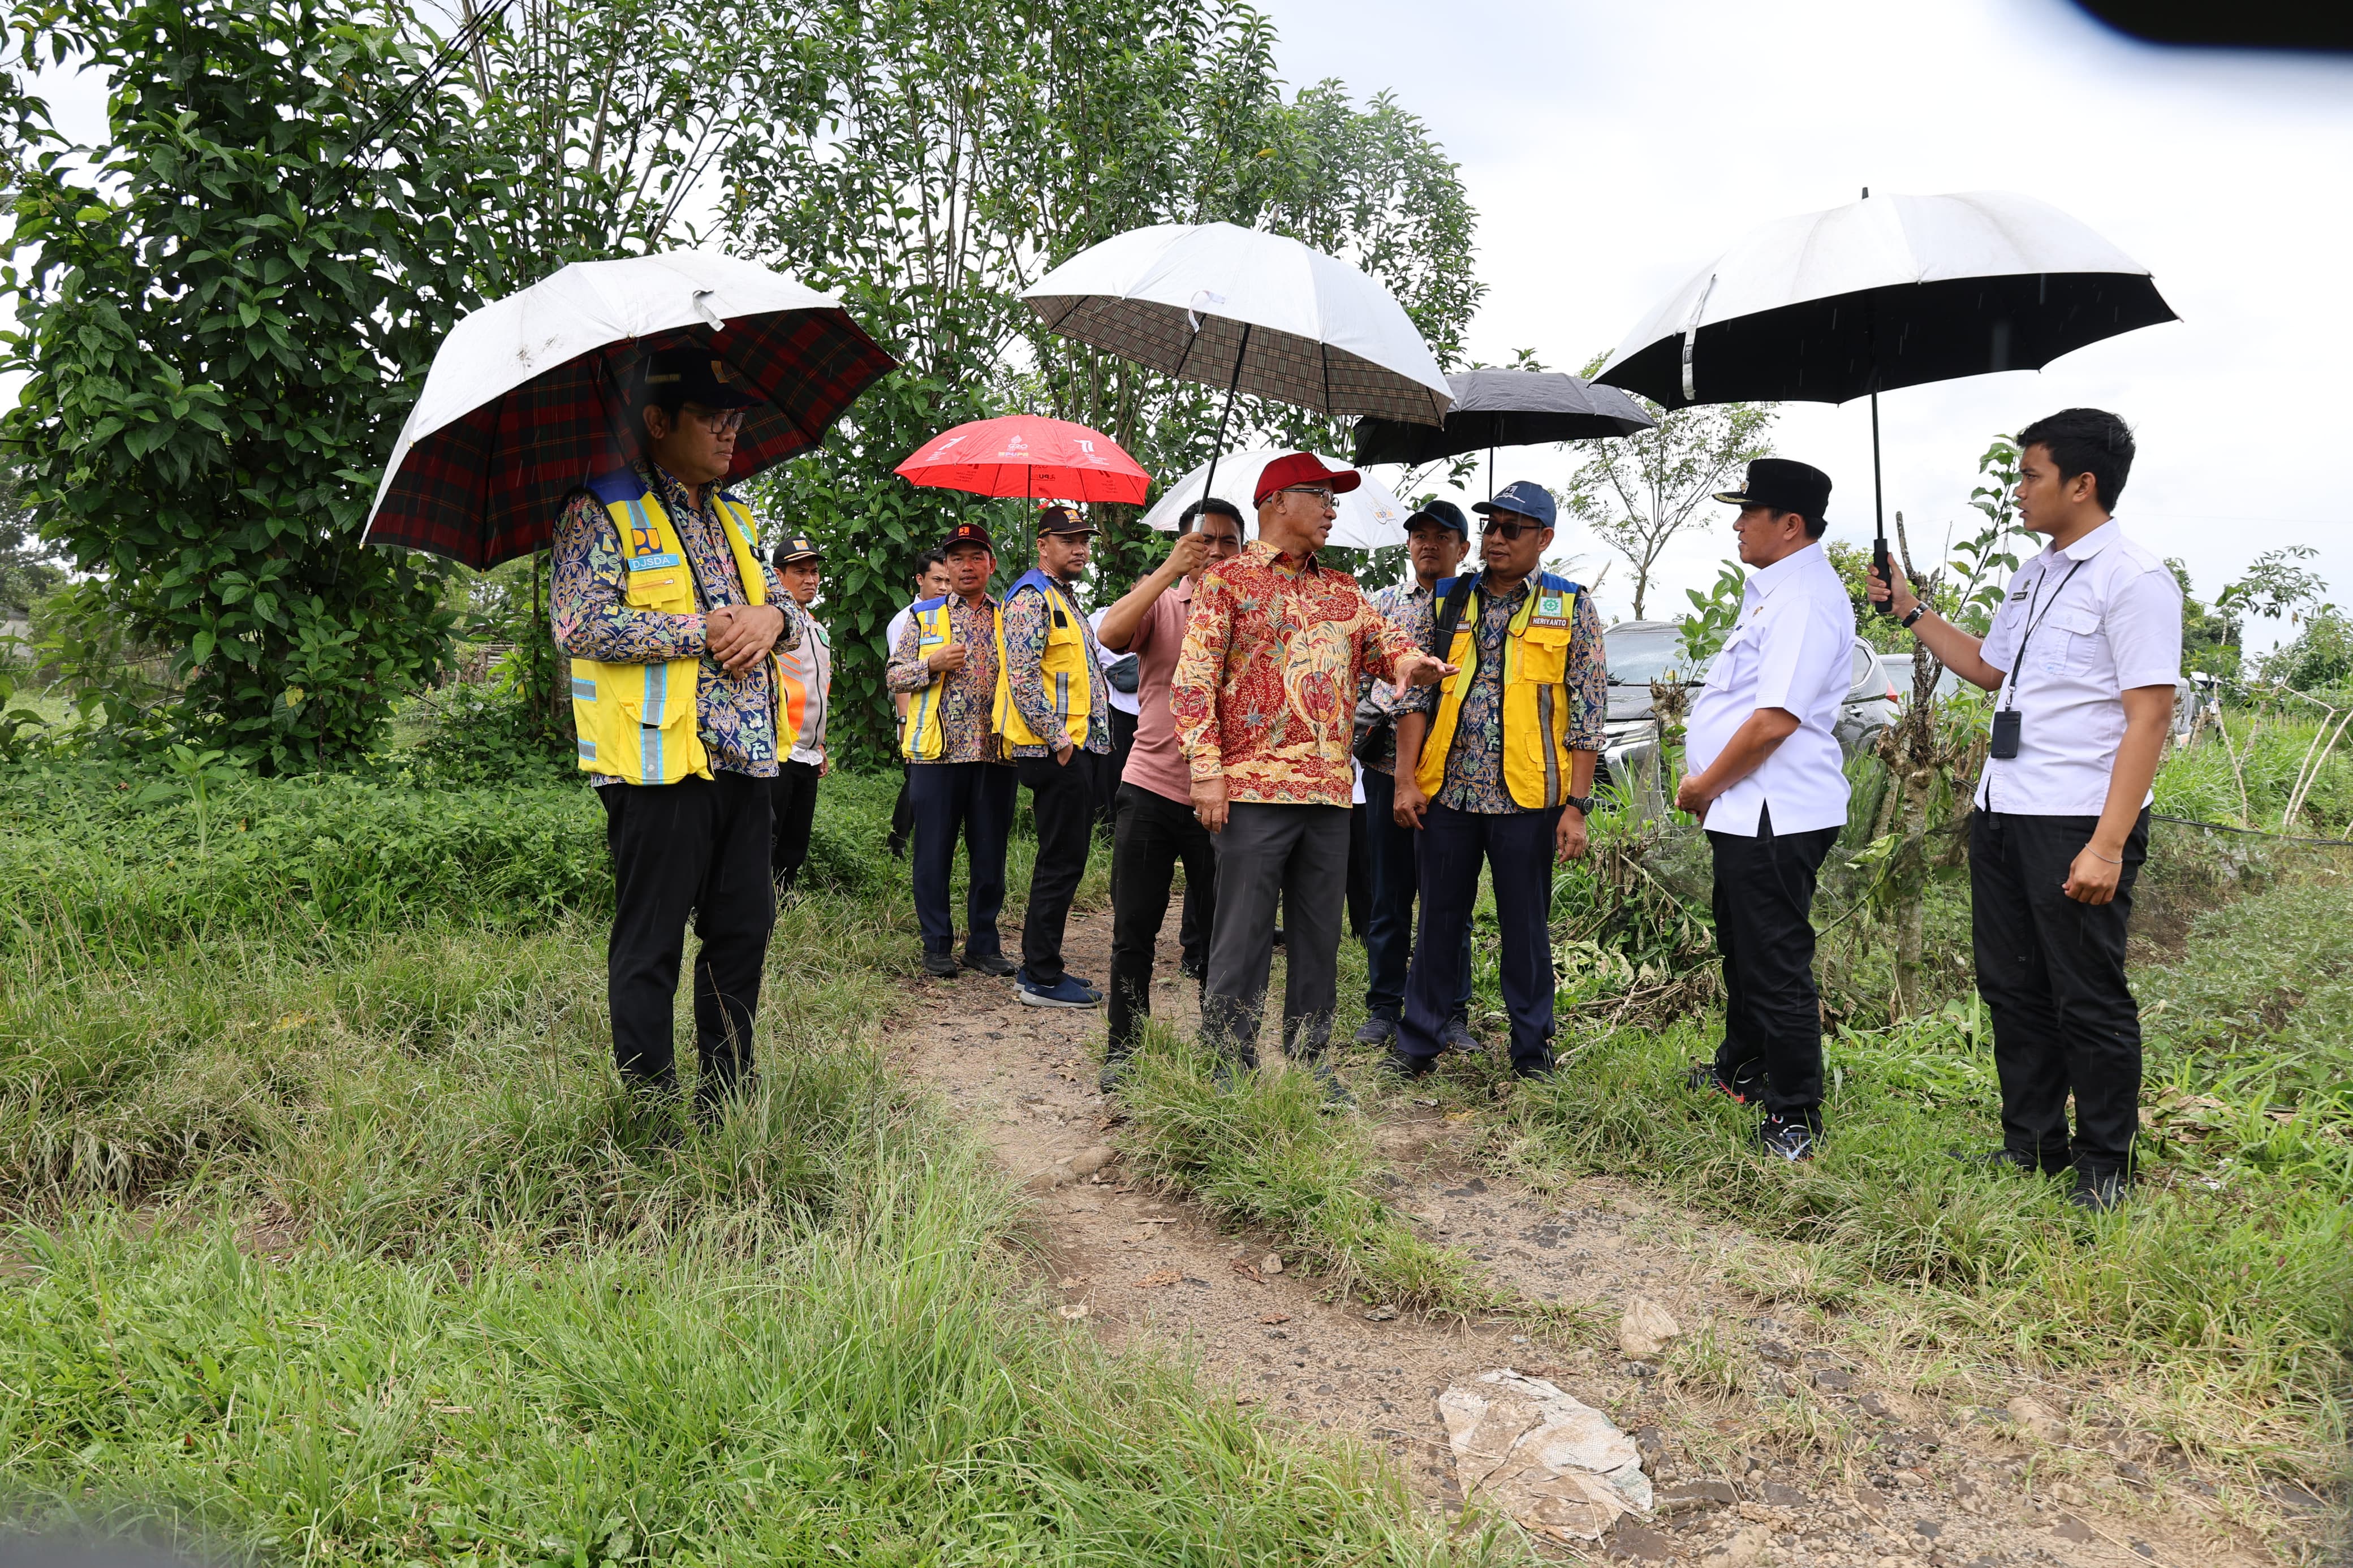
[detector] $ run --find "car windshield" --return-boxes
[1605,623,1703,685]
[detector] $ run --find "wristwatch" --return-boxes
[1901,604,1929,629]
[1563,793,1594,814]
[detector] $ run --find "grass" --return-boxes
[0,761,1503,1566]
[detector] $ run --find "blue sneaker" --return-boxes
[1018,973,1100,1009]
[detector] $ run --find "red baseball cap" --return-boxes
[1253,451,1363,508]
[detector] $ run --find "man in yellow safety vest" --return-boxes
[1000,503,1112,1008]
[886,521,1018,979]
[1389,480,1605,1083]
[768,533,831,899]
[549,345,797,1127]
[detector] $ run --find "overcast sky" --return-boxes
[1262,0,2353,647]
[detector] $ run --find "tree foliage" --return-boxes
[1562,354,1775,621]
[1,0,505,770]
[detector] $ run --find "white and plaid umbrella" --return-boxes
[1020,223,1452,426]
[1139,448,1408,552]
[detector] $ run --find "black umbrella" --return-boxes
[1595,189,2178,608]
[1351,369,1656,497]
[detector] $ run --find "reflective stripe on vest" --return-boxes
[1415,573,1583,809]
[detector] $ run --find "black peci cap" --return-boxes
[643,346,763,409]
[1714,457,1831,525]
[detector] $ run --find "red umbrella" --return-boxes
[895,414,1150,504]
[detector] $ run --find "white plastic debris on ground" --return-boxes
[1436,1369,1654,1543]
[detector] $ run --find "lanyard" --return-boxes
[1999,558,2088,711]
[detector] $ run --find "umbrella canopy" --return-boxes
[1595,190,2177,409]
[1140,448,1408,552]
[1020,223,1453,426]
[363,251,896,569]
[1351,369,1655,467]
[895,414,1150,504]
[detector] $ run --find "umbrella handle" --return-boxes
[1869,387,1894,617]
[1197,322,1252,525]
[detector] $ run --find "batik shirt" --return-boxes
[550,460,795,783]
[1402,576,1607,814]
[1356,579,1434,776]
[885,593,1007,765]
[1171,541,1419,808]
[1001,577,1111,760]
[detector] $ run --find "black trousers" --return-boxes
[1096,707,1137,832]
[1402,802,1559,1074]
[1346,804,1372,938]
[908,761,1016,957]
[769,758,822,895]
[1360,768,1472,1026]
[1971,809,2149,1176]
[1018,750,1097,986]
[599,772,775,1109]
[888,763,915,858]
[1201,803,1351,1064]
[1106,782,1219,1059]
[1708,805,1839,1126]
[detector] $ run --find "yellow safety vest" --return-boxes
[993,568,1094,749]
[899,594,1008,762]
[1416,572,1585,810]
[570,467,774,785]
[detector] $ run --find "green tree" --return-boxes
[1562,353,1775,621]
[725,0,1480,765]
[2168,559,2242,682]
[2,0,505,770]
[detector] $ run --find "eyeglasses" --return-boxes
[1480,518,1545,541]
[681,405,747,434]
[1279,485,1335,505]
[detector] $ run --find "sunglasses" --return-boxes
[1480,518,1545,541]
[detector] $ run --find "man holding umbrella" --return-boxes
[551,346,799,1125]
[1001,504,1113,1009]
[1673,459,1855,1162]
[888,522,1019,980]
[1356,499,1477,1053]
[1173,453,1454,1099]
[1869,409,2178,1211]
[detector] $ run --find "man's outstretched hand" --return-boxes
[1394,650,1458,688]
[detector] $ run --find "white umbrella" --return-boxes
[1022,223,1452,425]
[361,250,891,568]
[1141,449,1408,552]
[1596,188,2175,608]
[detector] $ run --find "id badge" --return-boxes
[1989,709,2022,760]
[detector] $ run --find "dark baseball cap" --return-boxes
[1405,499,1469,537]
[1472,480,1557,529]
[643,346,763,409]
[941,521,996,553]
[1037,503,1098,537]
[1714,458,1831,524]
[773,534,821,566]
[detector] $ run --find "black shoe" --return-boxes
[1098,1055,1130,1094]
[923,951,960,979]
[1686,1062,1759,1104]
[1180,958,1208,983]
[1512,1055,1556,1082]
[960,950,1017,978]
[1955,1146,2041,1176]
[1353,1016,1398,1046]
[2070,1167,2128,1213]
[1758,1113,1817,1163]
[1442,1018,1485,1055]
[1378,1049,1436,1082]
[1304,1057,1356,1110]
[1272,926,1286,948]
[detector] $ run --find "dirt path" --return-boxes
[882,910,2294,1567]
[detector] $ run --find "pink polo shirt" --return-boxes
[1121,577,1197,805]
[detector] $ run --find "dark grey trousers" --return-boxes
[1200,802,1351,1066]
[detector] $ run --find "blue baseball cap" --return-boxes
[1473,481,1557,529]
[1405,498,1469,536]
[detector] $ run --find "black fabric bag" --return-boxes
[1104,651,1140,694]
[1352,576,1476,764]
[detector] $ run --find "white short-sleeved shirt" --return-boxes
[1684,541,1857,837]
[885,602,917,662]
[1088,607,1141,718]
[1976,520,2181,818]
